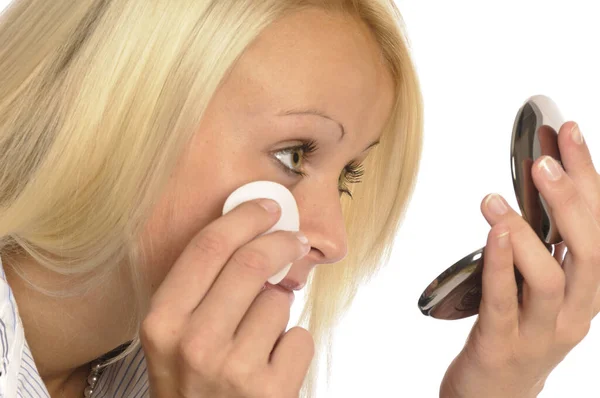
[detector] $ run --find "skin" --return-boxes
[5,6,599,398]
[3,8,393,397]
[440,122,600,397]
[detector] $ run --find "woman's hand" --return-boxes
[440,121,600,398]
[140,199,314,398]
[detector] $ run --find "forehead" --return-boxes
[222,8,395,145]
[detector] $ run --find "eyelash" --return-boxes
[273,139,365,199]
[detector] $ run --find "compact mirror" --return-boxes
[418,95,565,320]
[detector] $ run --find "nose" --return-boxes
[295,185,348,265]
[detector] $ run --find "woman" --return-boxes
[0,0,597,397]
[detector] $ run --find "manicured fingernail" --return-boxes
[486,194,508,215]
[258,199,280,213]
[497,230,510,249]
[539,156,562,181]
[296,232,311,257]
[571,123,584,145]
[296,231,309,245]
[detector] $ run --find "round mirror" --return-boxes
[418,95,564,320]
[511,95,563,244]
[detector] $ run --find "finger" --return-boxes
[481,193,563,337]
[231,284,292,365]
[478,223,518,339]
[269,326,314,393]
[558,122,600,219]
[188,229,309,342]
[531,154,600,320]
[150,198,284,315]
[560,250,595,323]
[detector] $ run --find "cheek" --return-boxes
[135,166,224,293]
[136,159,262,292]
[137,125,279,291]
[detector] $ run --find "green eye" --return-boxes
[274,147,305,174]
[272,140,365,200]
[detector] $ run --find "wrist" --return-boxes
[440,372,544,398]
[440,383,542,398]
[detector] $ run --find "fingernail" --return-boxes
[539,156,562,181]
[258,199,280,213]
[486,194,508,215]
[296,232,311,259]
[497,230,510,249]
[571,123,584,145]
[289,291,296,305]
[295,231,309,245]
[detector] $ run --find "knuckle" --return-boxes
[178,334,219,377]
[560,188,580,210]
[233,247,271,274]
[486,296,518,315]
[193,230,229,257]
[140,311,171,352]
[560,322,591,347]
[533,271,565,299]
[222,355,253,391]
[510,220,530,241]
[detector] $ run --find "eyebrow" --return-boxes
[277,107,380,152]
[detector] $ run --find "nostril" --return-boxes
[310,247,325,261]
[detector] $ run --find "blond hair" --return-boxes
[0,0,423,396]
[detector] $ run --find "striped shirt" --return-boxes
[0,255,150,397]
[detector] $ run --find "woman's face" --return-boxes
[140,8,394,293]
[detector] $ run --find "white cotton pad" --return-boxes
[222,181,300,285]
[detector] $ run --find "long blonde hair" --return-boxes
[0,0,423,396]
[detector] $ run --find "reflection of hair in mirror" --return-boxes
[456,272,482,313]
[537,125,561,160]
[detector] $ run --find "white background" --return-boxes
[1,1,599,397]
[303,1,600,397]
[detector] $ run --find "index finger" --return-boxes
[149,198,281,315]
